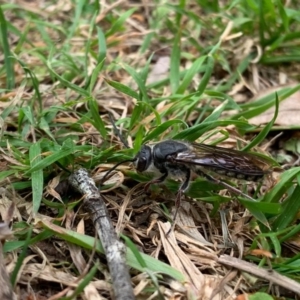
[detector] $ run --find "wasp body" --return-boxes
[103,139,273,233]
[134,140,271,187]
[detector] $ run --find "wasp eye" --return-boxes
[135,145,152,172]
[137,157,147,172]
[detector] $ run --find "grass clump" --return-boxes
[1,0,300,299]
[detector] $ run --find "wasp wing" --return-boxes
[171,143,271,177]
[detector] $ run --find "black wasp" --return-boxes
[103,140,273,233]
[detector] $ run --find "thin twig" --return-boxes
[0,223,16,300]
[218,254,300,296]
[68,169,135,300]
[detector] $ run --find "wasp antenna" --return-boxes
[108,112,130,149]
[101,158,136,184]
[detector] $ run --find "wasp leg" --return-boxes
[166,169,191,236]
[200,171,256,202]
[144,172,168,192]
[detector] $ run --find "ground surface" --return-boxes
[1,1,300,299]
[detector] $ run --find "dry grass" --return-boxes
[1,0,300,299]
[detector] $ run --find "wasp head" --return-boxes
[134,145,152,172]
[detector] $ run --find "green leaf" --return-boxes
[0,5,15,89]
[197,56,214,95]
[64,262,99,300]
[272,184,300,231]
[89,59,105,94]
[249,292,274,300]
[201,100,229,124]
[240,199,270,227]
[65,0,85,44]
[87,97,107,138]
[29,143,43,213]
[143,119,188,143]
[233,84,300,120]
[139,53,153,85]
[14,58,42,109]
[130,102,144,130]
[122,235,147,268]
[25,139,77,174]
[38,117,55,141]
[0,170,16,182]
[242,92,279,151]
[277,0,289,31]
[170,33,181,93]
[41,224,185,282]
[105,79,140,100]
[96,27,107,63]
[105,8,136,37]
[173,119,255,141]
[176,56,206,94]
[264,167,300,203]
[10,228,33,286]
[20,107,35,125]
[46,60,89,97]
[122,63,149,102]
[239,199,281,214]
[269,233,281,257]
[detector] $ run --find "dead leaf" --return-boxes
[172,201,214,246]
[248,249,273,258]
[146,56,170,85]
[0,223,13,240]
[0,242,16,300]
[158,222,221,299]
[236,294,248,300]
[249,85,300,126]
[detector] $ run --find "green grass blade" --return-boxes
[264,167,300,203]
[46,60,89,97]
[89,59,105,94]
[10,227,33,286]
[144,119,188,143]
[123,235,147,268]
[64,262,99,300]
[242,92,279,151]
[105,79,140,100]
[173,119,256,141]
[0,5,15,89]
[106,8,136,37]
[272,184,300,231]
[25,139,76,174]
[96,27,107,63]
[277,0,289,31]
[122,63,149,102]
[66,0,86,45]
[130,103,144,130]
[0,170,16,182]
[42,223,185,282]
[170,33,181,93]
[14,58,42,109]
[176,56,206,94]
[29,143,43,213]
[87,96,107,138]
[249,292,275,300]
[240,199,269,227]
[278,223,300,244]
[197,56,214,95]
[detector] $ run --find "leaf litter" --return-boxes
[2,0,300,299]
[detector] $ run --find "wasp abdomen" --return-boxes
[195,167,264,181]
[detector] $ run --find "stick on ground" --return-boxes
[218,254,300,296]
[0,223,16,300]
[68,168,135,300]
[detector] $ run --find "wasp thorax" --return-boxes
[134,145,152,172]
